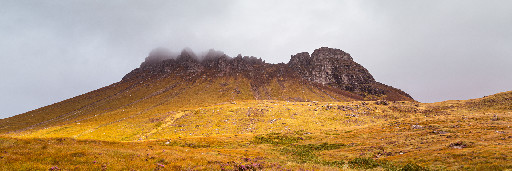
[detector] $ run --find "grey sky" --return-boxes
[1,0,511,119]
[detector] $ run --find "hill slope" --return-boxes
[0,47,412,140]
[0,48,511,170]
[1,92,511,170]
[464,90,512,111]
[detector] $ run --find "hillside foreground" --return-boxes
[1,91,512,170]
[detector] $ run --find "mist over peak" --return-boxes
[202,49,228,61]
[141,48,229,67]
[140,47,178,67]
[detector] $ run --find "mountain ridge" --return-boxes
[123,47,413,101]
[0,47,413,139]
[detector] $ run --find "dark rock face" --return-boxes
[289,47,376,92]
[122,49,266,80]
[123,47,414,101]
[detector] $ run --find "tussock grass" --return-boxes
[1,91,512,170]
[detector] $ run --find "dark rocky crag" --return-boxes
[289,47,387,96]
[123,47,413,101]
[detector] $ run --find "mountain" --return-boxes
[125,47,413,101]
[1,48,511,170]
[0,47,412,140]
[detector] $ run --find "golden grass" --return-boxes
[1,74,511,170]
[1,94,511,170]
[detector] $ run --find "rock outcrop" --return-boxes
[289,47,376,93]
[123,49,266,80]
[123,47,414,101]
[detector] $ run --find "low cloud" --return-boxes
[141,47,229,67]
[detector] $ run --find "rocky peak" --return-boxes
[123,47,412,101]
[123,48,267,80]
[289,47,375,92]
[132,47,376,89]
[311,47,353,61]
[176,49,199,63]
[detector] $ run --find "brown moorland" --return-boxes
[1,48,510,170]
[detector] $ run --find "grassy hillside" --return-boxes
[464,90,512,111]
[0,71,384,139]
[1,95,511,170]
[0,66,509,170]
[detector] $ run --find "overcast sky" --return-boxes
[1,0,511,119]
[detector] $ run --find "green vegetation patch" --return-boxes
[399,163,430,171]
[252,133,345,164]
[162,141,211,148]
[348,157,380,169]
[281,142,345,163]
[252,133,302,145]
[347,157,429,171]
